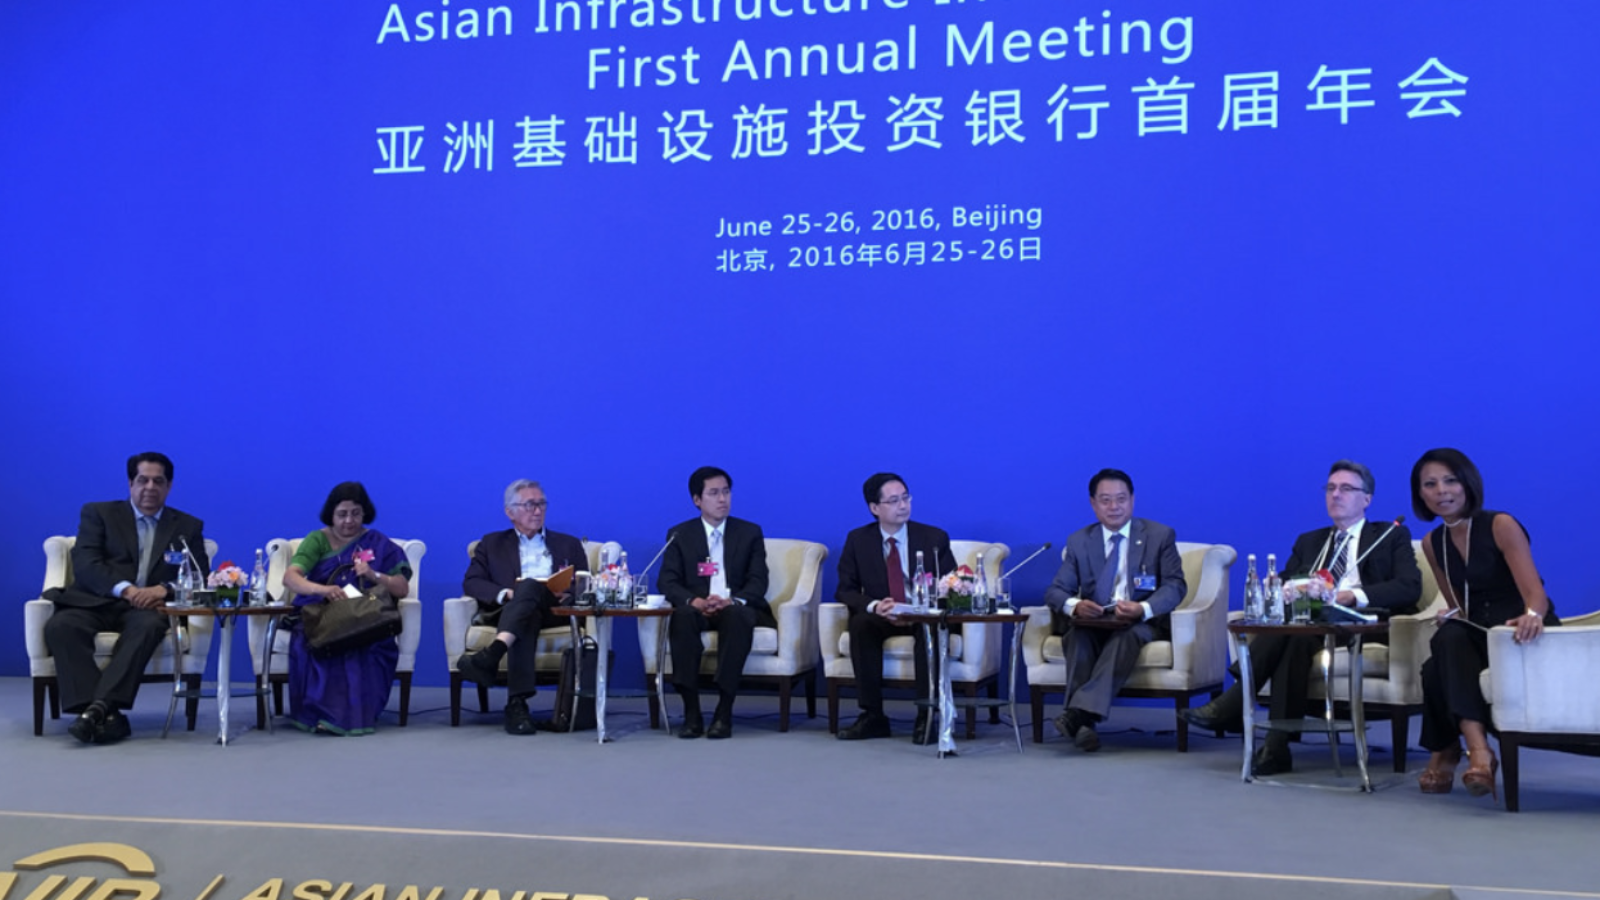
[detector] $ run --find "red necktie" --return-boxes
[886,537,906,603]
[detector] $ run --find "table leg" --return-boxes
[654,615,671,736]
[1322,634,1342,777]
[595,616,612,744]
[161,621,185,739]
[566,613,583,736]
[936,620,956,758]
[1234,629,1254,782]
[1350,635,1371,792]
[217,614,233,745]
[1007,619,1025,753]
[260,615,279,734]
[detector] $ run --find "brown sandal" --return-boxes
[1419,748,1461,794]
[1462,751,1499,800]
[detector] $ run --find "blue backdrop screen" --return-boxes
[3,2,1596,684]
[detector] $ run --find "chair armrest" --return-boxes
[1382,598,1444,700]
[958,620,1001,674]
[1560,609,1600,627]
[1489,624,1600,734]
[25,599,54,660]
[396,597,422,665]
[1168,603,1226,686]
[1020,606,1052,666]
[818,603,848,662]
[774,597,817,667]
[442,596,477,658]
[638,614,664,674]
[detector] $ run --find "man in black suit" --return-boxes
[455,479,589,735]
[1182,459,1422,774]
[658,466,770,739]
[835,472,957,743]
[44,451,208,745]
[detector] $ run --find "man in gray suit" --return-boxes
[1043,468,1185,752]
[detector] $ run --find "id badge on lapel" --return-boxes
[1133,567,1157,593]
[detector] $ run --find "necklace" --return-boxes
[1443,516,1469,528]
[1440,517,1471,621]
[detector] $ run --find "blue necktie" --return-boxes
[1096,533,1124,605]
[136,515,155,587]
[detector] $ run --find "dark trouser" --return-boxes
[1245,633,1320,728]
[44,603,171,713]
[670,602,757,699]
[1061,622,1155,719]
[848,612,942,716]
[1419,620,1492,752]
[501,579,568,698]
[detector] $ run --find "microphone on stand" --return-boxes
[1001,542,1054,580]
[1352,516,1405,567]
[636,530,678,583]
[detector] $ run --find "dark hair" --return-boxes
[863,472,908,506]
[1329,459,1375,494]
[1088,468,1134,497]
[689,466,732,498]
[1410,448,1483,522]
[320,481,378,526]
[127,451,173,482]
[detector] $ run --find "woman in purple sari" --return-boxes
[281,482,411,735]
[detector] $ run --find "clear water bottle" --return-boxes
[973,555,991,615]
[1264,554,1285,625]
[176,553,196,607]
[616,551,632,609]
[912,550,928,610]
[1243,554,1263,622]
[250,548,268,607]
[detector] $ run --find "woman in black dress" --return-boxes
[1412,448,1557,799]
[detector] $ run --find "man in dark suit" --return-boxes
[658,466,770,739]
[835,472,958,743]
[1182,459,1421,774]
[1043,468,1186,752]
[44,451,208,745]
[455,479,589,734]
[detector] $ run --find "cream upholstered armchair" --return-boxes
[639,537,828,731]
[1484,609,1600,811]
[819,540,1010,738]
[1022,541,1235,750]
[25,535,218,736]
[246,536,425,728]
[1229,541,1445,772]
[441,539,618,726]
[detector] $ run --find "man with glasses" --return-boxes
[456,479,588,735]
[44,451,208,744]
[835,473,957,742]
[1182,460,1421,774]
[658,466,771,739]
[1044,469,1185,752]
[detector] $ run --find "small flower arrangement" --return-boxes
[208,562,249,590]
[939,565,977,611]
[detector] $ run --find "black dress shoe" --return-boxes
[1179,693,1244,734]
[706,715,733,740]
[911,711,934,745]
[503,697,537,735]
[96,710,131,745]
[1053,709,1100,752]
[457,647,502,686]
[679,713,705,739]
[838,712,891,741]
[1252,743,1293,776]
[68,707,105,745]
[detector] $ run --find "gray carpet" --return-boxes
[3,677,1597,900]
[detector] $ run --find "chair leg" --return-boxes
[1174,696,1190,752]
[647,693,661,729]
[273,680,284,715]
[397,672,412,726]
[33,678,48,736]
[827,680,842,734]
[256,676,268,731]
[1031,686,1047,743]
[477,683,490,713]
[778,676,793,732]
[450,673,463,727]
[48,680,61,720]
[987,680,1001,724]
[1390,714,1410,773]
[805,668,818,718]
[1501,733,1522,812]
[184,674,201,731]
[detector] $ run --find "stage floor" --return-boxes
[3,678,1597,900]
